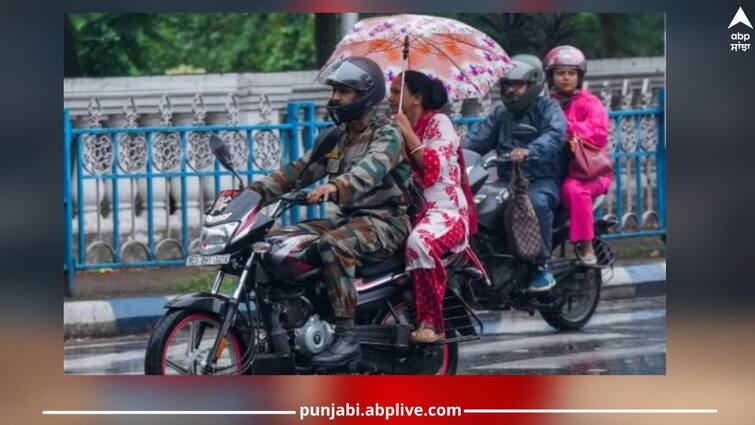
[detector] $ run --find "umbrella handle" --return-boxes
[398,35,409,114]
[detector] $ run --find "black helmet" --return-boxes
[323,57,386,125]
[500,56,545,115]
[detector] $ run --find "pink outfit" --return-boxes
[562,174,612,241]
[559,89,613,242]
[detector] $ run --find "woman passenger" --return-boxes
[388,71,477,343]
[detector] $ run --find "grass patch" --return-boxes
[175,272,237,293]
[610,237,666,260]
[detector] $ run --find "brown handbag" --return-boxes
[568,136,613,181]
[504,164,543,261]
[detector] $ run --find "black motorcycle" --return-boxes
[144,134,483,375]
[460,142,615,331]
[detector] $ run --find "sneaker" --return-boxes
[528,267,556,292]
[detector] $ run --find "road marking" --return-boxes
[460,332,628,356]
[482,308,666,335]
[64,349,145,373]
[64,337,150,351]
[470,343,666,371]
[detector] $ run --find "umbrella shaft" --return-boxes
[399,56,408,114]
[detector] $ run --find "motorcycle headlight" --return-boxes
[199,221,239,255]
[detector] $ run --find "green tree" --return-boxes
[70,13,166,76]
[461,13,541,56]
[598,14,620,57]
[64,13,81,77]
[315,14,339,67]
[611,14,665,57]
[150,13,316,73]
[456,13,663,59]
[68,13,318,76]
[66,13,664,77]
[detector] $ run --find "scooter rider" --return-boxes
[463,54,568,292]
[248,57,411,370]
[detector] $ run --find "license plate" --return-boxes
[185,254,231,266]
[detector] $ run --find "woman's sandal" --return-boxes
[576,242,598,267]
[410,326,443,344]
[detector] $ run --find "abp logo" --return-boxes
[728,7,752,29]
[728,7,752,53]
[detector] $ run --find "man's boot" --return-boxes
[310,327,361,371]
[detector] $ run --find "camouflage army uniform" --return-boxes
[249,110,411,319]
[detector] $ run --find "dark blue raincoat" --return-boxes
[463,96,568,264]
[463,96,568,182]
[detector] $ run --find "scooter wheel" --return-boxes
[540,268,601,331]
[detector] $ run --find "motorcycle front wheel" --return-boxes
[144,309,246,375]
[540,267,601,331]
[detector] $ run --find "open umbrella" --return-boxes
[318,14,513,107]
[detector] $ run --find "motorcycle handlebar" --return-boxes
[482,153,535,169]
[277,189,336,205]
[280,190,311,205]
[267,188,335,220]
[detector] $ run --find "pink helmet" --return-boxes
[544,45,587,87]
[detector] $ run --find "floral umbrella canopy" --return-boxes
[318,14,513,101]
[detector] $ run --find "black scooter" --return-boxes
[460,131,615,330]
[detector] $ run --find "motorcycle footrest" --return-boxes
[459,266,484,280]
[356,324,411,348]
[419,333,481,346]
[249,353,297,375]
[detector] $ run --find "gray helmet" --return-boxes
[511,54,543,72]
[500,55,545,115]
[323,57,386,125]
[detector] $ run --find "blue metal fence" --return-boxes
[64,93,665,293]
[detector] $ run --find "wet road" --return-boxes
[64,296,665,375]
[458,296,666,374]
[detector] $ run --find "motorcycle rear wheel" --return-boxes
[374,295,458,375]
[144,309,246,375]
[540,268,601,331]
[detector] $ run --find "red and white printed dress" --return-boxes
[405,111,475,333]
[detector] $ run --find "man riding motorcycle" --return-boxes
[463,54,568,292]
[248,56,411,370]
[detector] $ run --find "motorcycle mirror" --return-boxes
[511,123,538,138]
[210,134,245,189]
[210,134,235,172]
